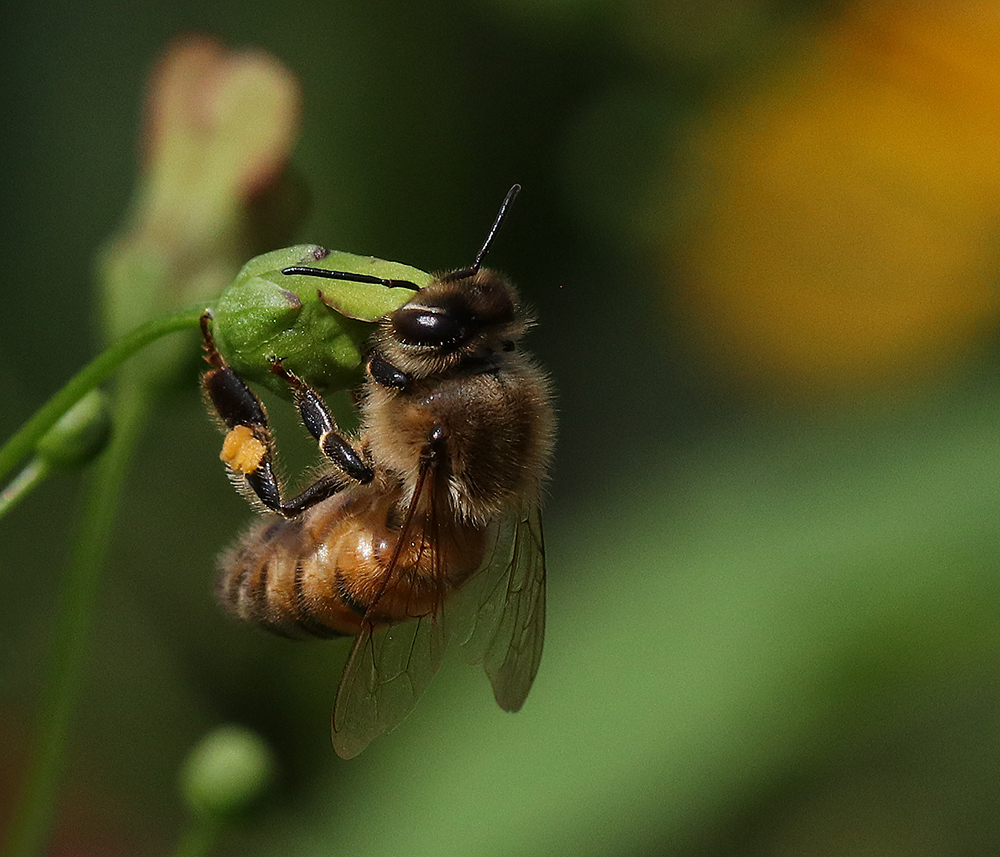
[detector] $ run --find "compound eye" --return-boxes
[393,305,469,347]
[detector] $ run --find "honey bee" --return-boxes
[201,186,554,758]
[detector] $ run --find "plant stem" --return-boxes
[0,305,204,486]
[0,458,50,518]
[3,371,154,857]
[172,817,221,857]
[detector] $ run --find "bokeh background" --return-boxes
[4,0,1000,854]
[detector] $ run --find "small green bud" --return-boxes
[180,725,277,820]
[35,390,112,469]
[210,245,428,398]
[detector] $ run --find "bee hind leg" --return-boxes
[200,313,355,517]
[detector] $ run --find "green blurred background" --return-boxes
[4,0,1000,854]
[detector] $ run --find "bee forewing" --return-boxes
[332,614,447,759]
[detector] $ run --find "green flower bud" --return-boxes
[35,390,112,470]
[209,245,428,398]
[180,725,277,820]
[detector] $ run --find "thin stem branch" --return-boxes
[0,305,204,485]
[2,304,202,856]
[0,458,50,518]
[172,817,221,857]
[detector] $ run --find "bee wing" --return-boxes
[331,456,451,759]
[332,612,446,759]
[460,504,546,712]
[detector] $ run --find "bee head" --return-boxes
[377,269,530,378]
[279,185,525,382]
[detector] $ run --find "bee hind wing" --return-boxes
[460,504,546,712]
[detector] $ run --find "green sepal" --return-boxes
[306,250,431,320]
[209,245,428,399]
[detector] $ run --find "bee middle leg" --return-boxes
[268,360,374,486]
[200,314,366,517]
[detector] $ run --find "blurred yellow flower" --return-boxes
[668,2,1000,399]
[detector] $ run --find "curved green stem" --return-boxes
[0,305,204,486]
[3,378,153,857]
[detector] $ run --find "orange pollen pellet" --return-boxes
[220,425,267,475]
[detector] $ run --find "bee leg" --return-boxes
[200,314,351,517]
[200,314,268,430]
[269,360,375,486]
[366,353,410,391]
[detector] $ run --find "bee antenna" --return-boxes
[280,267,419,290]
[443,184,521,282]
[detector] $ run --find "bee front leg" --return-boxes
[366,353,410,391]
[200,314,352,517]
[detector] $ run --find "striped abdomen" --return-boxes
[216,485,488,639]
